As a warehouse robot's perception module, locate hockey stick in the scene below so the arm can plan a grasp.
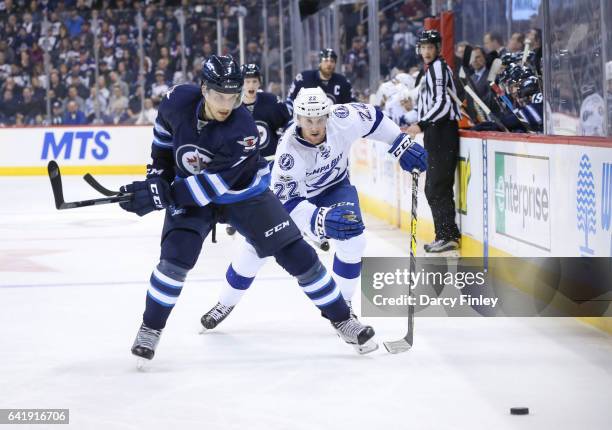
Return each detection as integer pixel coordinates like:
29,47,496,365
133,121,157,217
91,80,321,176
47,161,133,210
462,83,510,132
384,170,419,354
446,86,475,124
83,173,120,196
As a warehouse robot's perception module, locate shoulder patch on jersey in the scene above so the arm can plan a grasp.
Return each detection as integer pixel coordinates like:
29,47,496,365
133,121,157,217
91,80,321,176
333,105,349,118
278,153,295,170
237,135,258,151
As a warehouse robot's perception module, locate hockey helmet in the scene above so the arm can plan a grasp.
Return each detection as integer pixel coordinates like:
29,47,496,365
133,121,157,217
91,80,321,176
416,30,441,53
319,48,338,62
241,63,261,81
293,87,332,119
200,55,243,94
518,76,540,99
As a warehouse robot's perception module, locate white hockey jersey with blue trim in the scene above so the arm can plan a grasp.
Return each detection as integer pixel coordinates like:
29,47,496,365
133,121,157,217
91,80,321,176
271,102,402,237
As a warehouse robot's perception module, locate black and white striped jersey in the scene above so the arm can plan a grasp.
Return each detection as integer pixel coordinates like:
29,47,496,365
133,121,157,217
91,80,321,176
415,57,461,129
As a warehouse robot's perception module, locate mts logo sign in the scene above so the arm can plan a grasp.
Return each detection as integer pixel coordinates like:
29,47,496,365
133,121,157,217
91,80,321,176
41,131,110,160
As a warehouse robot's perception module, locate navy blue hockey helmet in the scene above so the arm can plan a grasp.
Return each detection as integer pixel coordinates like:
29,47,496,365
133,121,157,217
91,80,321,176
319,48,338,62
200,55,243,94
241,63,261,81
518,76,540,99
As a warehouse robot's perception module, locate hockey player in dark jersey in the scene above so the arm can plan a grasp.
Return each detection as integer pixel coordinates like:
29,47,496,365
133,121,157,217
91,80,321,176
242,64,291,159
286,48,356,115
118,55,378,365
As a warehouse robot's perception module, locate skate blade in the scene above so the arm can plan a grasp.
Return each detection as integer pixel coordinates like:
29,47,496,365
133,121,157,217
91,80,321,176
354,339,379,355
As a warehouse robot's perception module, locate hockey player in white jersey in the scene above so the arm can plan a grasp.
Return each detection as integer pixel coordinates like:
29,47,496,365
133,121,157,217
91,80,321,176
201,87,427,343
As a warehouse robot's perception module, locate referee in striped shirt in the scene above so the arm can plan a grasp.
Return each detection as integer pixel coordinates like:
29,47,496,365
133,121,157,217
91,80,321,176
406,30,461,253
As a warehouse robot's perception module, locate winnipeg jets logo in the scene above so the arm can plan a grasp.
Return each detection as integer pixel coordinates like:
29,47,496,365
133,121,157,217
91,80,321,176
237,135,258,152
175,144,213,175
255,120,270,149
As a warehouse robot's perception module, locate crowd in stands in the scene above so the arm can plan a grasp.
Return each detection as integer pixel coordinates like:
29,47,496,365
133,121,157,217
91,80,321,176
0,0,542,133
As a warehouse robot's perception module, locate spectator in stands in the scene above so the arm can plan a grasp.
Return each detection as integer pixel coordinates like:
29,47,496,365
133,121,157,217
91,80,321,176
393,17,417,51
0,88,17,124
0,51,11,80
401,0,427,21
30,76,45,102
108,83,128,123
64,10,84,38
108,71,129,97
344,36,369,94
137,97,157,125
85,86,108,123
483,31,505,68
150,69,169,106
50,100,64,125
245,40,262,67
63,100,87,125
96,75,110,104
49,70,67,100
126,85,144,123
64,85,85,112
17,86,42,123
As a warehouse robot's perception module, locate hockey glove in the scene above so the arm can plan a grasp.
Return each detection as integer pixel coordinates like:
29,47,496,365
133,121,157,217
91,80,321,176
311,207,365,241
388,133,428,172
119,177,173,217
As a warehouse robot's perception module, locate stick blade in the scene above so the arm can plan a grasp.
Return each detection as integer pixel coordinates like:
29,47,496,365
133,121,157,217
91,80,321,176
383,339,413,354
47,160,64,209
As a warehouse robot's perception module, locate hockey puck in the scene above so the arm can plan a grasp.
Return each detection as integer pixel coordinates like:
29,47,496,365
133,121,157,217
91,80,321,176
510,407,529,415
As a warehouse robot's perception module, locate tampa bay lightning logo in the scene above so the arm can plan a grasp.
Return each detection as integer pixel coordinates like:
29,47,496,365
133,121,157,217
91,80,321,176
333,106,349,118
576,154,596,255
175,144,213,175
255,120,270,149
278,153,295,171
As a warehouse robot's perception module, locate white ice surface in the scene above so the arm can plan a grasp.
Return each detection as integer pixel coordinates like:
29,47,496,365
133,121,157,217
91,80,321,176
1,176,611,430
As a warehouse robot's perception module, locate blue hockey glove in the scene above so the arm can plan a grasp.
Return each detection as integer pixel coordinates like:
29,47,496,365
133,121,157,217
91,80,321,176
311,206,365,240
119,177,173,217
388,133,428,172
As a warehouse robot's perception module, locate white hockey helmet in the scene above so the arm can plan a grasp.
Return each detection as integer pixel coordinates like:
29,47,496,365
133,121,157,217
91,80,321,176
293,87,332,119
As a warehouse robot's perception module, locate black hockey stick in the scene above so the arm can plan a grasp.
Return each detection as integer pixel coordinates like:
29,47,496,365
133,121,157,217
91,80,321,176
47,161,133,210
83,173,120,196
384,170,419,354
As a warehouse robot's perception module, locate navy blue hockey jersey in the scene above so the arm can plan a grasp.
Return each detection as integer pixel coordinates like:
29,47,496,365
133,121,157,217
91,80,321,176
244,91,291,158
286,70,356,114
150,84,270,206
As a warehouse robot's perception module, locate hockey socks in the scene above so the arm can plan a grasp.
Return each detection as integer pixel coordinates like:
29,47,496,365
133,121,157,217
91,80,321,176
219,264,255,307
297,261,349,322
332,254,362,301
143,260,188,330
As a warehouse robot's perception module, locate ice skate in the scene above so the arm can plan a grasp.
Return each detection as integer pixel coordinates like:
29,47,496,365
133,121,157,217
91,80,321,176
200,302,235,332
332,316,378,355
424,239,459,253
346,300,358,319
131,323,162,368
